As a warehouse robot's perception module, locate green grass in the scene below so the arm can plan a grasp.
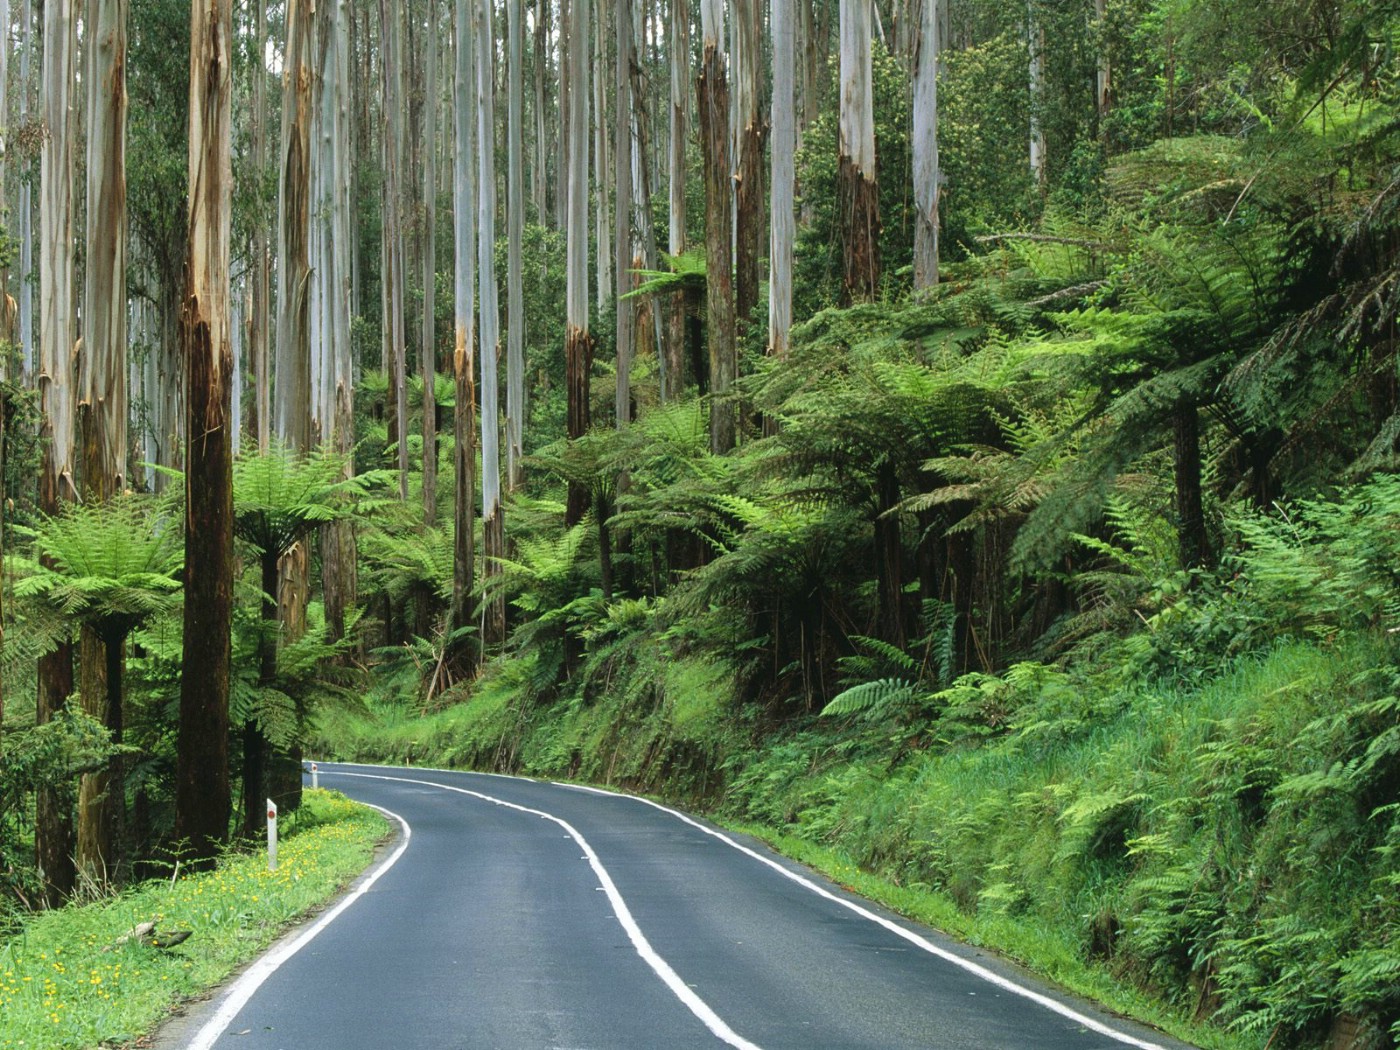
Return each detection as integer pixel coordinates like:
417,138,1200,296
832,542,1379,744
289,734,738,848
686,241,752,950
0,790,388,1050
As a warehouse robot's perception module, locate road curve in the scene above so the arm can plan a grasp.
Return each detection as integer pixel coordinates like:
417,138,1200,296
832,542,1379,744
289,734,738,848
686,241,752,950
176,763,1196,1050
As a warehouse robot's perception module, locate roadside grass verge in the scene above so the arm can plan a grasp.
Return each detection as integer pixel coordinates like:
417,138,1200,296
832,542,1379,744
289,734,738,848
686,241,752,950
0,789,387,1050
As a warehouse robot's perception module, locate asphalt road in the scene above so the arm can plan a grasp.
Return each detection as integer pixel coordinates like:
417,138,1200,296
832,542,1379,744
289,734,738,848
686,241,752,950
171,763,1198,1050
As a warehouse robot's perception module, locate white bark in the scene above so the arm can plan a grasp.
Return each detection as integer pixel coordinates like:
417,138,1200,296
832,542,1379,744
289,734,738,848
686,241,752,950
275,0,314,451
1028,1,1045,188
769,0,794,356
593,0,611,310
478,0,501,535
422,0,439,523
566,0,590,335
614,0,633,427
912,0,939,290
81,0,129,496
667,0,687,262
506,0,525,489
18,0,34,380
39,0,76,500
839,0,876,179
380,0,409,496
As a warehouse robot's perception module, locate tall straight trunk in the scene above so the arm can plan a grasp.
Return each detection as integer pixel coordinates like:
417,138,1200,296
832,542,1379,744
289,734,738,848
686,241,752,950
531,0,549,224
17,0,35,380
0,0,9,355
1095,0,1111,131
1173,402,1212,571
321,0,358,644
592,0,611,311
556,0,572,231
175,0,234,867
36,0,78,905
798,0,819,140
698,0,735,453
665,0,688,401
911,0,939,290
450,0,479,674
478,0,506,644
422,0,439,525
275,0,314,454
614,0,634,428
250,0,270,451
769,0,794,359
506,0,525,491
76,0,130,886
1028,1,1045,190
839,0,880,303
627,0,662,377
381,0,409,498
732,0,762,332
564,0,593,525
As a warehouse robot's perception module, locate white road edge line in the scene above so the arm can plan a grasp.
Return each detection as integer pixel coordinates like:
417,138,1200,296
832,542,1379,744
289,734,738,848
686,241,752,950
185,802,412,1050
332,770,763,1050
559,782,1173,1050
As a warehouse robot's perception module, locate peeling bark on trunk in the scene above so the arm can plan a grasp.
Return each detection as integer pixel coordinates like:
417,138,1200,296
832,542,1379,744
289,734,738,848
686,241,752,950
75,0,130,887
564,0,593,526
839,0,880,304
450,0,479,676
478,0,506,645
381,0,409,499
698,0,736,454
175,0,234,867
36,0,78,904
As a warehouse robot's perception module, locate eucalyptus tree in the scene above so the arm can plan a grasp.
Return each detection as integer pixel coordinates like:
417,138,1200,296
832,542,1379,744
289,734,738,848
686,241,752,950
36,0,78,904
478,0,506,643
769,0,795,359
450,0,478,674
698,0,736,452
0,0,9,346
422,0,439,526
507,0,525,491
380,0,409,499
275,0,314,457
665,0,688,400
77,0,131,883
593,0,612,311
249,0,270,451
732,0,762,330
532,0,549,223
175,0,235,867
912,0,940,290
839,0,880,302
564,0,594,524
614,0,634,429
17,0,34,380
1028,1,1046,188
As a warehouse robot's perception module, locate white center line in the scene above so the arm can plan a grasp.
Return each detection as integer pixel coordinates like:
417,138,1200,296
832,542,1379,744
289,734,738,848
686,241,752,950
335,770,763,1050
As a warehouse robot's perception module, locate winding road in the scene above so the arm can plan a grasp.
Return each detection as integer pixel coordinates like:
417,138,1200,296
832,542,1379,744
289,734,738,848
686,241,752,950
164,763,1196,1050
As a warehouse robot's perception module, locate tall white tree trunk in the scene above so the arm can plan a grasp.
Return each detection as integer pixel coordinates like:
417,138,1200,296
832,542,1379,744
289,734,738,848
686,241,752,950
769,0,795,358
250,0,271,451
912,0,939,290
422,0,439,525
506,0,525,490
275,0,314,454
592,0,611,310
1028,1,1045,189
380,0,409,498
614,0,633,428
664,0,688,401
451,0,479,671
838,0,880,303
17,0,35,380
564,0,592,524
478,0,505,643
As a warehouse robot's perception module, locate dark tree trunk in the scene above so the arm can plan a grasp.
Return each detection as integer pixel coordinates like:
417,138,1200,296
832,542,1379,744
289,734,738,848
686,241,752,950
698,45,736,453
35,639,75,904
839,155,880,304
1173,401,1213,571
734,121,765,334
874,462,906,648
565,325,595,526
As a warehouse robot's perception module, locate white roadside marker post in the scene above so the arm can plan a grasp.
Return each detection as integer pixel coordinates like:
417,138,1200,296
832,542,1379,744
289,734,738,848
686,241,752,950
267,800,278,871
311,762,319,790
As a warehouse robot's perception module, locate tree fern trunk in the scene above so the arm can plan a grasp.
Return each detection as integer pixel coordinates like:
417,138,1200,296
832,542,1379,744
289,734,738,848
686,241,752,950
1173,402,1213,571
